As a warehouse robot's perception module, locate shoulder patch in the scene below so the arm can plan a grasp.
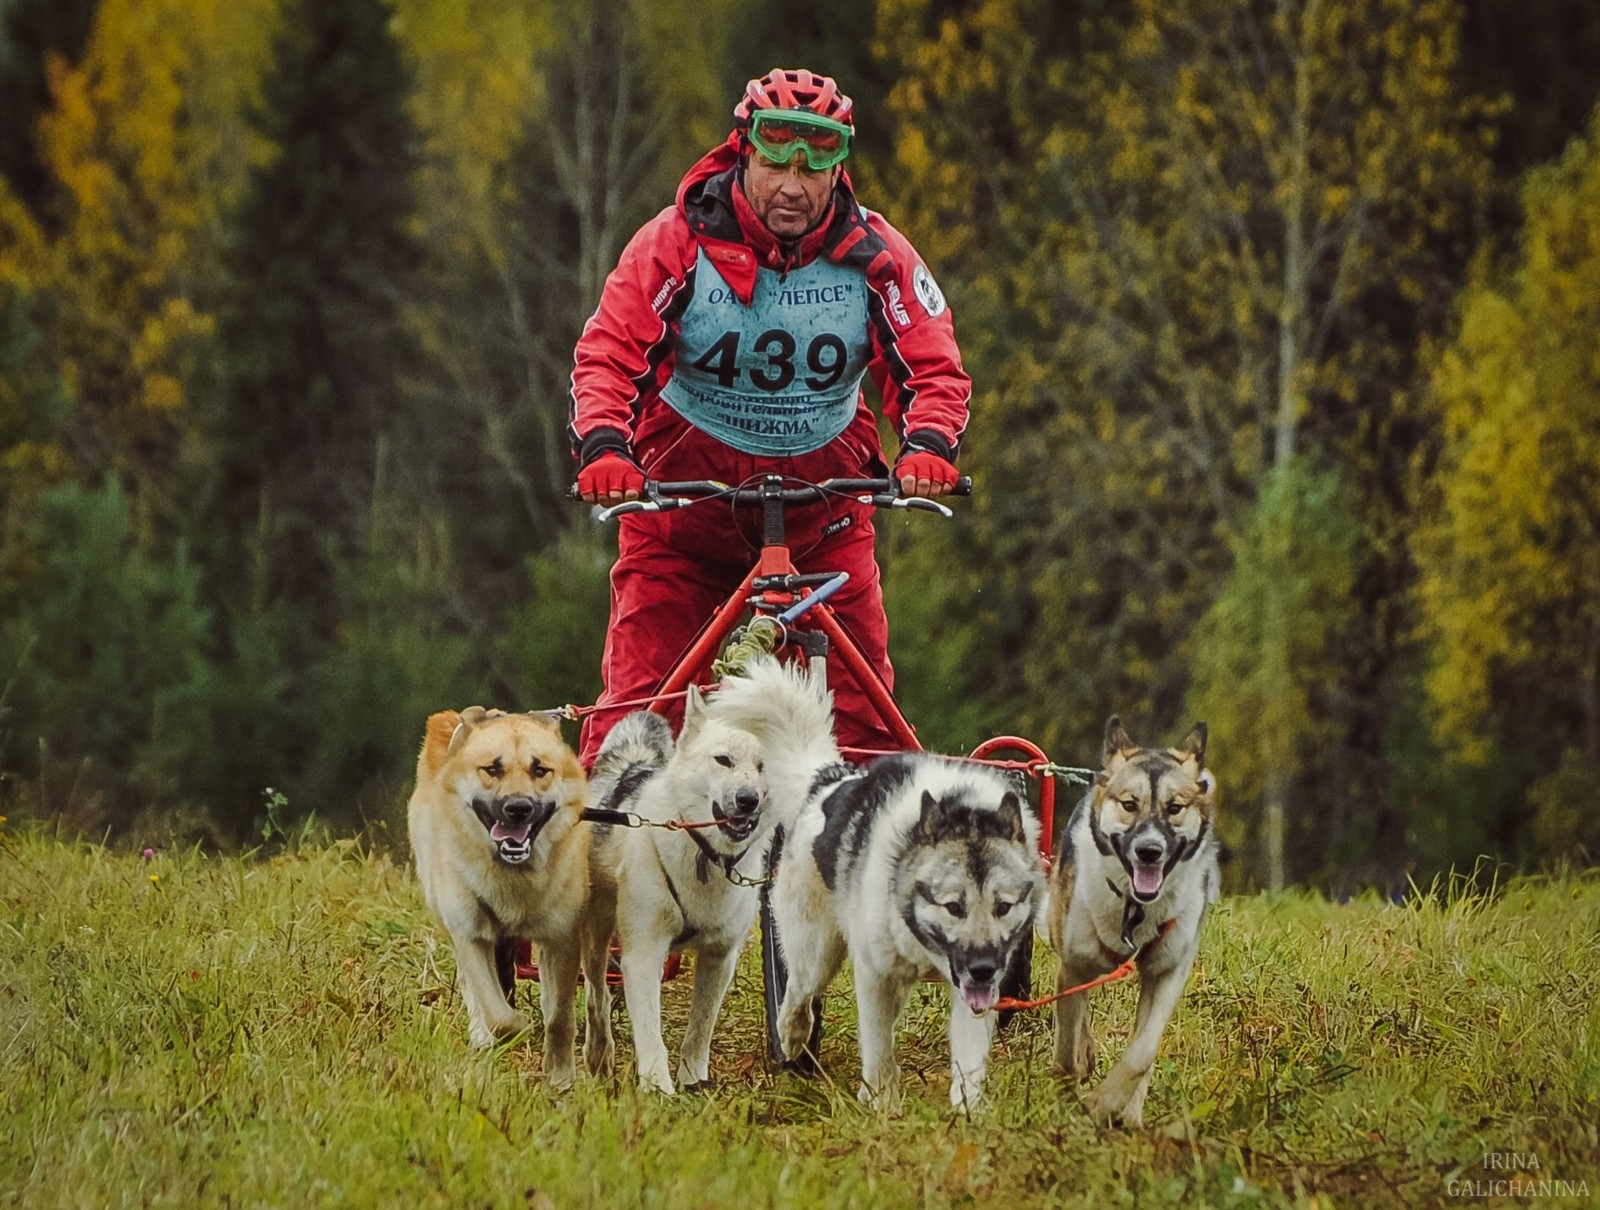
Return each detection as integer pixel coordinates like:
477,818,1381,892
911,263,946,318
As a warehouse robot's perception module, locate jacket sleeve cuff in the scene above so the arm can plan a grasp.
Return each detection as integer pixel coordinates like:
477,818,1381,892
576,427,633,468
898,428,956,463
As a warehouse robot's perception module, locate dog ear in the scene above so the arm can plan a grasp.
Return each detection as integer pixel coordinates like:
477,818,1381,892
422,710,462,774
679,684,706,742
522,710,562,735
994,790,1027,844
1174,721,1208,768
1103,715,1136,767
913,789,951,844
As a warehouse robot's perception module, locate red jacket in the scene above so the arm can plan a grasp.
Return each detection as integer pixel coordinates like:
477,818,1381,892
568,136,970,484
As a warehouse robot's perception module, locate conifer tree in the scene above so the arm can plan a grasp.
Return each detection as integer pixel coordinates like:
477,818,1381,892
199,0,422,624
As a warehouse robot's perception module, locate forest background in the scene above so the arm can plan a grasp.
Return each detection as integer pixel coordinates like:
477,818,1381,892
1,0,1597,893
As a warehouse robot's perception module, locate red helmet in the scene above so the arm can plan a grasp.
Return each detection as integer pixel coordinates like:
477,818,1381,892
734,68,854,130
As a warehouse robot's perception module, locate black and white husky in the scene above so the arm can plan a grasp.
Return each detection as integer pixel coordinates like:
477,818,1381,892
705,657,1044,1112
584,688,772,1095
1046,716,1219,1127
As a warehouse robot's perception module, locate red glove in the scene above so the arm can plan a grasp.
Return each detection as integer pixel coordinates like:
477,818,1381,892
893,449,960,497
577,451,645,503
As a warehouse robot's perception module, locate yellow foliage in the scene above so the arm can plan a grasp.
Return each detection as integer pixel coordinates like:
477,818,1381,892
31,0,276,476
1415,116,1600,757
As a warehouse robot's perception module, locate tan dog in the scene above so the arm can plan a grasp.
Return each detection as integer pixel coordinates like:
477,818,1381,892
407,707,612,1088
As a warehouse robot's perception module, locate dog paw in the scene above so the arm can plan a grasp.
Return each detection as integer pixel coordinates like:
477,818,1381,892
470,1011,531,1048
1086,1081,1144,1129
948,1082,988,1114
638,1070,677,1096
858,1079,903,1115
585,1041,616,1078
545,1063,578,1093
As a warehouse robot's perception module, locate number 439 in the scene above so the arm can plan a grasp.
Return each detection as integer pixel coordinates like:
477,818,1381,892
691,329,849,392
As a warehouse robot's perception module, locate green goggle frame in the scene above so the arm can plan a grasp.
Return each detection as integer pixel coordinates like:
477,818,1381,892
747,109,852,171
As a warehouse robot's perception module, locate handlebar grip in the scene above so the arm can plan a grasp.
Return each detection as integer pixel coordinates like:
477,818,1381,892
952,475,973,497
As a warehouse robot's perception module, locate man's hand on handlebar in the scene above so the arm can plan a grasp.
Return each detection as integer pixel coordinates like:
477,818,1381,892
576,450,645,505
893,449,961,499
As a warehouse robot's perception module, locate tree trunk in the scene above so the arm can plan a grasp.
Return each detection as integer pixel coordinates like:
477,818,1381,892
1263,764,1289,890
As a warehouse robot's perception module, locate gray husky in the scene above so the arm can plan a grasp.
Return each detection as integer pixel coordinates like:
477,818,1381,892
1047,716,1218,1127
584,688,772,1095
705,657,1044,1112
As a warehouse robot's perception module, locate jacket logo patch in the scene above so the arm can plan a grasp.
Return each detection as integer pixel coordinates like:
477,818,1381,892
651,275,679,313
821,515,854,539
885,281,911,327
912,264,946,317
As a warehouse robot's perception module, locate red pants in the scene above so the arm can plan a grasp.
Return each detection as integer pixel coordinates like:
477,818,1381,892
578,497,898,766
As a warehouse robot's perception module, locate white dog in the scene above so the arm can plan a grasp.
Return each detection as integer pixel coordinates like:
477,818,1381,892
706,657,1043,1112
584,689,773,1094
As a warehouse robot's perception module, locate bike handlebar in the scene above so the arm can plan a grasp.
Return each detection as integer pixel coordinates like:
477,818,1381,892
571,474,971,523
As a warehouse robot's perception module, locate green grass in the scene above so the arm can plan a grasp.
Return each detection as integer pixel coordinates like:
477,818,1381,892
3,826,1598,1209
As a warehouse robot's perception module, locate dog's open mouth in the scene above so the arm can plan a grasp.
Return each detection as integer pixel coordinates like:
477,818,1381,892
1130,860,1165,902
490,821,534,864
957,979,999,1015
471,798,554,865
712,802,760,842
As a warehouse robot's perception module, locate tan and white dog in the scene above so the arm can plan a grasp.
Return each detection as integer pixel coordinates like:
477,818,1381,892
407,707,612,1088
1047,716,1218,1126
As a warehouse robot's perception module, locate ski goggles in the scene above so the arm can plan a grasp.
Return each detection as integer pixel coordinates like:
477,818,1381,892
746,109,852,171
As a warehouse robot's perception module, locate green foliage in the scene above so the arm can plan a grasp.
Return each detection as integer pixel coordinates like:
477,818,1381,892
0,0,1596,884
197,0,423,622
874,0,1500,881
1187,461,1363,869
496,531,612,715
880,515,1001,755
0,280,73,563
1529,748,1600,867
0,480,210,827
4,833,1599,1205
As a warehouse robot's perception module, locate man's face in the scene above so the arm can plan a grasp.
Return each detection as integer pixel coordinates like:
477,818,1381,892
743,153,838,239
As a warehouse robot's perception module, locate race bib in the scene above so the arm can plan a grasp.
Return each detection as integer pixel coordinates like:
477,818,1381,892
661,249,871,456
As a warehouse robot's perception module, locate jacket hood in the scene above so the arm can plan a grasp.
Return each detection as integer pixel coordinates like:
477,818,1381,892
674,133,887,305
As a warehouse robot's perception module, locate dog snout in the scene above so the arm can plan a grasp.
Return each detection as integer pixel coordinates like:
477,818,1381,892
500,795,536,824
732,787,762,817
1134,839,1165,864
964,960,998,985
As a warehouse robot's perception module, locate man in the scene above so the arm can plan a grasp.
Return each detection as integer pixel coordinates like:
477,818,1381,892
569,67,969,765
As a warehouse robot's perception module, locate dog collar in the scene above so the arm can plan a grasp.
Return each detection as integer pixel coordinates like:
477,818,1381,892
684,822,755,885
1105,877,1148,951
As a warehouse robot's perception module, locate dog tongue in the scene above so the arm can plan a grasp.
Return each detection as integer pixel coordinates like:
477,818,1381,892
491,821,533,845
1132,863,1164,898
961,983,998,1014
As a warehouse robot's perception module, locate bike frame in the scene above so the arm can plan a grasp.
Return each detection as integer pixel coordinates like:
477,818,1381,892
518,475,1061,1016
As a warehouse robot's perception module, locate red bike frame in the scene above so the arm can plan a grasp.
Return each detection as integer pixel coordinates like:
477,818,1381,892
516,476,1062,990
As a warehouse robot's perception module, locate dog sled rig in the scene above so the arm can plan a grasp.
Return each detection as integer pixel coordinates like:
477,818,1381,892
517,474,1100,1057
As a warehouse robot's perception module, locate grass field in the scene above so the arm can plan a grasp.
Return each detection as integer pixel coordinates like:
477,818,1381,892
3,825,1598,1208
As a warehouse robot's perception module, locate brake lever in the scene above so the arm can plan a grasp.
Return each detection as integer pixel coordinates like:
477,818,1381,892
860,493,954,517
595,497,689,523
895,496,954,517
